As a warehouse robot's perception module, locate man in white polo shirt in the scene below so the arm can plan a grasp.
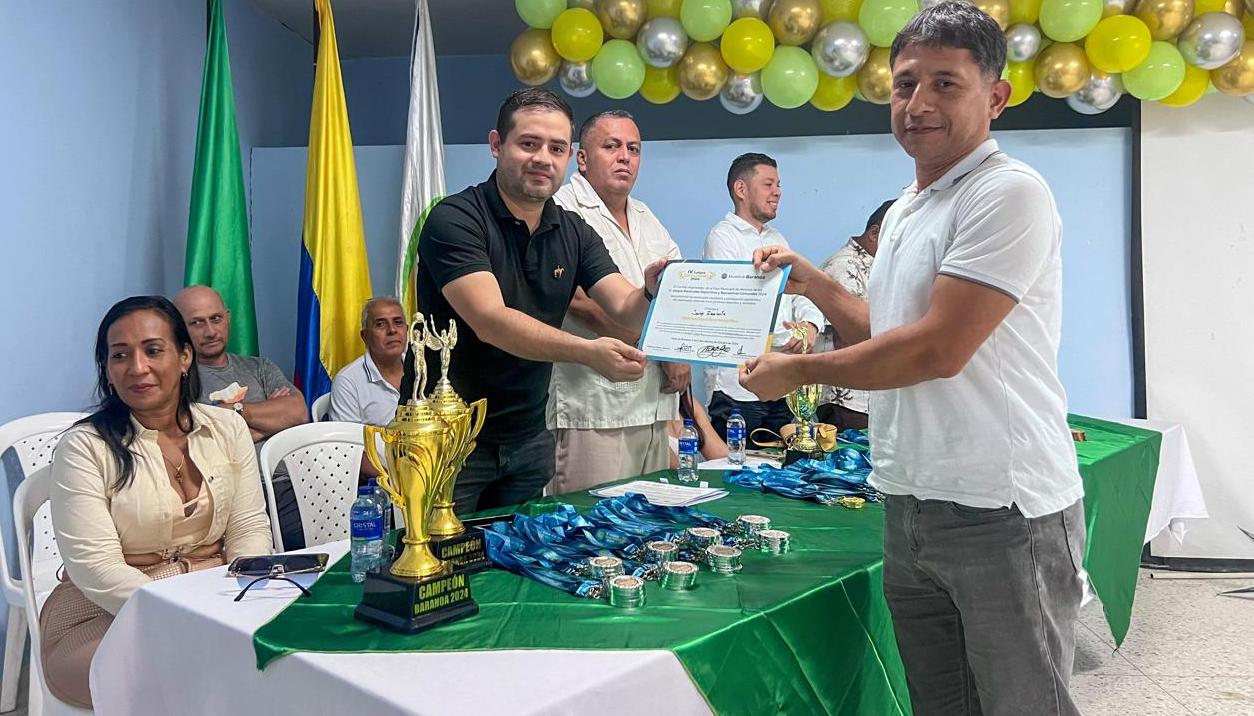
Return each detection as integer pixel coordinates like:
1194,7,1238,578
329,297,406,476
739,3,1085,713
547,110,686,492
702,152,824,445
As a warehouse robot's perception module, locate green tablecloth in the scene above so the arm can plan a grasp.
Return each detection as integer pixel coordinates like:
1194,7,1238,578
1069,415,1162,647
254,471,912,716
252,414,1160,712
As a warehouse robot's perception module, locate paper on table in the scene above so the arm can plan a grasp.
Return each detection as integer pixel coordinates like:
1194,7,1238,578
590,480,728,507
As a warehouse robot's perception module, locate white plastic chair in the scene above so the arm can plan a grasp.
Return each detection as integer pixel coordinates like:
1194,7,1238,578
13,466,92,715
310,392,331,423
0,412,85,713
258,422,364,552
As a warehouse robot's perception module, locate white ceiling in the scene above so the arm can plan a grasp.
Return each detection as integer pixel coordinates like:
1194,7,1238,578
250,0,524,58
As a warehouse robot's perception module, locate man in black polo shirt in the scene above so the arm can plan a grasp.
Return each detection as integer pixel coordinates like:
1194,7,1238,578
400,88,665,513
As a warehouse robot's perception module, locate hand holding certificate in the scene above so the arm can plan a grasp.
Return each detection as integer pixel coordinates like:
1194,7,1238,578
638,260,791,367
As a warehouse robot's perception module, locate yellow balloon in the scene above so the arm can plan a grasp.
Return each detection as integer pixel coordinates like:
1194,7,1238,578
552,8,605,62
722,18,777,72
646,0,683,17
1005,60,1037,105
976,0,1012,29
1134,0,1194,41
640,64,682,102
822,0,864,21
856,47,893,104
596,0,647,39
769,0,824,45
1194,0,1241,14
510,29,562,85
1085,15,1152,73
1159,64,1210,104
1034,42,1090,97
811,73,858,109
1009,0,1043,24
678,42,731,100
1212,39,1254,94
1245,12,1254,39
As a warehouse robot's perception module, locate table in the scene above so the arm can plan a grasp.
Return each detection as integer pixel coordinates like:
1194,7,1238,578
91,473,910,716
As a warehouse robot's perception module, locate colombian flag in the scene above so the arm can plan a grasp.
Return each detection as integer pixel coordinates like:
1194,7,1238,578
294,0,373,407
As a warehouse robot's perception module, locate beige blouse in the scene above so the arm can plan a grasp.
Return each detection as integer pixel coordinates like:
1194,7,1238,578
50,403,274,614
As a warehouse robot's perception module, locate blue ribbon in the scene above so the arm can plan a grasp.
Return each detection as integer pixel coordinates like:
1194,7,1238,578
726,447,881,505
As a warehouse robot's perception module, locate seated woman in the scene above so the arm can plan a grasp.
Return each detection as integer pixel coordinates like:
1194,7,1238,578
42,296,273,708
668,388,729,468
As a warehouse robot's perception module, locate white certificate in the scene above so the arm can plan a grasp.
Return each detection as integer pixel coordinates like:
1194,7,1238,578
639,259,791,367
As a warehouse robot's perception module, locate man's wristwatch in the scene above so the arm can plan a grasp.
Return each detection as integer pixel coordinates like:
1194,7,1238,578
233,402,245,415
643,284,655,302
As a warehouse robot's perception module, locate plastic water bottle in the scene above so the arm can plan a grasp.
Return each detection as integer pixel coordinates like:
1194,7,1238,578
350,486,384,583
726,409,746,466
367,479,393,535
678,418,699,483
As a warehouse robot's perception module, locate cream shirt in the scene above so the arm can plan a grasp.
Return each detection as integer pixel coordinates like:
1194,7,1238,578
702,212,826,403
867,140,1083,518
547,172,682,430
50,403,273,614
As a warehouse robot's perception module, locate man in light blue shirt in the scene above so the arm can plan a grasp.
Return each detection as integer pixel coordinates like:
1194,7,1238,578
329,298,406,478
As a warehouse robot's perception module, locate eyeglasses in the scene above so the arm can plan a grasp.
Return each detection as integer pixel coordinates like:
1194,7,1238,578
233,563,317,602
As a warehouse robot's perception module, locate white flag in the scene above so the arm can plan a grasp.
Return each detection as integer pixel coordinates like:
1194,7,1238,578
395,0,445,316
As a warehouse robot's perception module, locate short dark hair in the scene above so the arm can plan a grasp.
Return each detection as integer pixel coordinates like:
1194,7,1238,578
577,109,635,147
495,87,575,140
865,200,896,233
726,152,777,202
890,1,1006,80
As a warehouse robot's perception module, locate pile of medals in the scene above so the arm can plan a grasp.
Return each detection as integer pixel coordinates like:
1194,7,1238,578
483,493,791,609
726,430,881,508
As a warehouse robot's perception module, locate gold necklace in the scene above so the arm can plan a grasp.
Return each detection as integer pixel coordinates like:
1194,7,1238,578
160,449,186,483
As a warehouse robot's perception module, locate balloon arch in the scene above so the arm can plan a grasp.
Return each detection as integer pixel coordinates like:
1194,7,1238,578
510,0,1254,114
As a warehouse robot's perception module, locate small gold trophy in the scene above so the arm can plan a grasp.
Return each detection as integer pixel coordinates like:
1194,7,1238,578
355,315,479,634
423,318,491,573
783,326,825,466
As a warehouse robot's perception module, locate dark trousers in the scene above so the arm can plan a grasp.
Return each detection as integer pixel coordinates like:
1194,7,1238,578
816,403,869,431
707,391,794,448
883,495,1086,716
453,429,556,514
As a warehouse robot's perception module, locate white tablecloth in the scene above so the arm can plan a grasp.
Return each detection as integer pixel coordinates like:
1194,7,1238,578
88,541,713,716
1103,418,1208,544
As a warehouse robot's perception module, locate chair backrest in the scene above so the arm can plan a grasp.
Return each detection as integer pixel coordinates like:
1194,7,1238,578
311,392,332,423
0,412,85,604
258,422,364,551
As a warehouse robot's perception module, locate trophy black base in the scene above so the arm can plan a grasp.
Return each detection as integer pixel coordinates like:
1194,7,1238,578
429,528,492,574
783,447,827,467
355,566,478,635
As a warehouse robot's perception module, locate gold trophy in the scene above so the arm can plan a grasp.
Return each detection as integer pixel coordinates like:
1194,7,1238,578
783,325,825,466
355,315,479,634
423,318,491,573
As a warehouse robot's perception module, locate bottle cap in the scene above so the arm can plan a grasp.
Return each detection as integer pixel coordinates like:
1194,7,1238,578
357,486,373,496
683,418,695,427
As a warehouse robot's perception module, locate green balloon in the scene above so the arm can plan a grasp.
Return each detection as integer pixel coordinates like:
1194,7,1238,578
761,46,820,109
592,40,647,99
1038,0,1102,42
1123,41,1186,101
858,0,921,48
515,0,566,29
680,0,733,42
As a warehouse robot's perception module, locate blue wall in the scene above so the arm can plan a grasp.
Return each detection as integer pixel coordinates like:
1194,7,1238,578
250,127,1133,419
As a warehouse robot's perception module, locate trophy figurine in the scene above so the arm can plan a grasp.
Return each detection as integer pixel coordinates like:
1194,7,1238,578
782,326,825,466
423,318,491,573
355,315,479,634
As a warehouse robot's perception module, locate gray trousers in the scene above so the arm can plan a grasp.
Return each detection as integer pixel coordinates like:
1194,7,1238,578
883,495,1086,716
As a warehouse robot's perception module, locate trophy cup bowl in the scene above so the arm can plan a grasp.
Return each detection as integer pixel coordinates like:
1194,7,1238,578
783,383,823,465
363,405,452,579
427,396,487,538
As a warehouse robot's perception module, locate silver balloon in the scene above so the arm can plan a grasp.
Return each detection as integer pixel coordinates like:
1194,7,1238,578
732,0,774,18
568,0,596,9
919,0,947,8
719,72,765,114
1005,23,1043,63
811,22,870,78
1067,71,1123,114
1102,0,1136,15
1177,13,1245,70
636,16,688,69
559,61,597,98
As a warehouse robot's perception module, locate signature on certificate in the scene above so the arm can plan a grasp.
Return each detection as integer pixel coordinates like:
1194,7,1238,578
696,343,748,359
676,342,694,352
690,307,728,317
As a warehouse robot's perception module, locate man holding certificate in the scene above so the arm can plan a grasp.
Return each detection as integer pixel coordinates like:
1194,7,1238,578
738,4,1086,713
701,153,824,445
